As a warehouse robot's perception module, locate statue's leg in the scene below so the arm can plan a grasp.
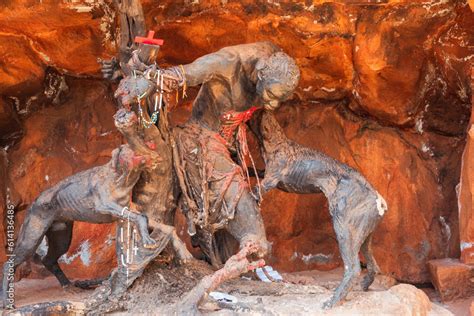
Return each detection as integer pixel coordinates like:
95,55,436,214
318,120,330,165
359,194,383,291
213,230,239,266
225,187,270,259
192,228,224,267
360,233,377,291
174,123,268,265
42,222,108,291
97,201,157,249
2,209,54,307
323,185,379,309
322,214,361,309
41,222,75,290
210,129,270,259
150,221,193,262
190,131,270,261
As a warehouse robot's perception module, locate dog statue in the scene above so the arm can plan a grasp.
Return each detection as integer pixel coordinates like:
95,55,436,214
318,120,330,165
257,111,388,309
1,144,158,306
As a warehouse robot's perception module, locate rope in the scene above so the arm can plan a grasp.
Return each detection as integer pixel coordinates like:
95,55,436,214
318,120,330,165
219,106,262,200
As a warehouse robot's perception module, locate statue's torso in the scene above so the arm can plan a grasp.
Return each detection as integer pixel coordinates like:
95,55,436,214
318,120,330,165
190,42,280,132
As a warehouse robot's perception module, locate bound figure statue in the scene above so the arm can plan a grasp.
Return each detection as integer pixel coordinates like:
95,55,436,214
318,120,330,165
114,41,301,267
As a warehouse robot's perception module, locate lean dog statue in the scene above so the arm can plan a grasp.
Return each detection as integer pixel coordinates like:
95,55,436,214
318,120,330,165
1,143,158,307
257,111,388,309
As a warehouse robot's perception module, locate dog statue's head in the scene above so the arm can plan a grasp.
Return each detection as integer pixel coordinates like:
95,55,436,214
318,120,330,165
114,75,154,109
114,108,138,131
111,144,151,174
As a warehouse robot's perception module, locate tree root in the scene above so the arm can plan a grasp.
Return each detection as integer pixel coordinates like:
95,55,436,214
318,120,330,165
3,301,86,316
175,242,265,315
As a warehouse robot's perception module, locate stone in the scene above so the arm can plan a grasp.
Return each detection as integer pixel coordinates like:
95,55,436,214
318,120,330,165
0,98,22,147
0,1,115,96
427,4,473,137
352,2,471,133
428,258,474,302
147,1,354,102
458,68,474,265
0,33,45,96
388,284,432,316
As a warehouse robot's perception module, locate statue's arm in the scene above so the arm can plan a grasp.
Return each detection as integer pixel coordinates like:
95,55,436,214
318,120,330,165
99,0,146,81
162,42,279,91
180,48,237,86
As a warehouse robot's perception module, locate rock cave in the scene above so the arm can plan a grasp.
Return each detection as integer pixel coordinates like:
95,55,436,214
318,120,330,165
0,0,473,315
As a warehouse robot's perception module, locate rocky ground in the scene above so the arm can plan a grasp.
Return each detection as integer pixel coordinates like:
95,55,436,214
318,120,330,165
5,259,470,315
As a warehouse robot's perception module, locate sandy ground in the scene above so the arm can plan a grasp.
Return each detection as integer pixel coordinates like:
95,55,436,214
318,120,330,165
3,262,472,315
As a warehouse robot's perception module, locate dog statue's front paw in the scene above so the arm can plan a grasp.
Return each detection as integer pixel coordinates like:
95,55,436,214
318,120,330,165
321,298,336,310
252,187,263,204
143,236,159,249
63,283,84,294
178,249,194,262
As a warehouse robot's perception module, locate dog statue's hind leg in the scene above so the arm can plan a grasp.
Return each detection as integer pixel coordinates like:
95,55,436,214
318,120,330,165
41,222,78,292
1,204,55,307
322,214,362,309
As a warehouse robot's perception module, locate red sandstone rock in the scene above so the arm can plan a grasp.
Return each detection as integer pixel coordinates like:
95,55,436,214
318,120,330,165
146,1,354,102
388,284,432,316
0,2,115,95
458,69,474,265
352,2,471,132
459,134,474,265
0,33,45,96
428,258,474,302
0,98,22,146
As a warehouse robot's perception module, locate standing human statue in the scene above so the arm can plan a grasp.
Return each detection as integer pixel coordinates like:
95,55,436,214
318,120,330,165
90,2,192,308
157,42,301,265
112,42,301,265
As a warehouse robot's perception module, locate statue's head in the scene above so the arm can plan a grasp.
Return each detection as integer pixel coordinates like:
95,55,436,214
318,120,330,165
114,74,154,109
111,143,162,174
111,145,147,173
256,52,300,111
114,108,138,130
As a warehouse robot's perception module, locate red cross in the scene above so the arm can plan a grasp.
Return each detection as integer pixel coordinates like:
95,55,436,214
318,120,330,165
134,31,164,46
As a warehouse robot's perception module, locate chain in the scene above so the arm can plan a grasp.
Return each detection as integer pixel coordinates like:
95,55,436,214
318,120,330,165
137,69,164,129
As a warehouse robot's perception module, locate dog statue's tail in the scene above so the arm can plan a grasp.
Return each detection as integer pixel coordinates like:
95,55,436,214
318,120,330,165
376,192,388,217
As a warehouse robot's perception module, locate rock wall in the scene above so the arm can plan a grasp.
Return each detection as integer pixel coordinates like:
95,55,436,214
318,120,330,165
458,68,474,264
0,0,472,284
